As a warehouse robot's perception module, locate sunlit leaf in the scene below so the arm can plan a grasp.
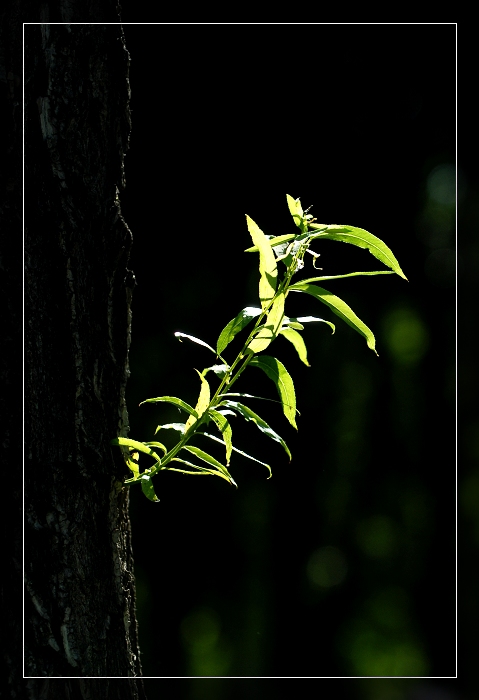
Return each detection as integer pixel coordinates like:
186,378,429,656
208,409,233,465
247,292,285,354
200,431,272,478
139,396,198,417
296,271,395,284
279,328,310,367
246,215,278,309
217,399,291,460
216,306,262,355
140,475,159,502
248,355,297,429
289,283,378,355
125,449,140,477
294,316,336,331
174,332,217,354
283,315,336,334
286,194,304,229
155,422,186,434
144,441,167,455
244,233,296,253
182,445,236,486
202,364,230,378
170,457,236,486
185,370,211,431
111,437,162,464
219,392,286,406
283,319,304,330
308,223,408,280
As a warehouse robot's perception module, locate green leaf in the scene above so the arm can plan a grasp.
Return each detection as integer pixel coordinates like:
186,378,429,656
144,441,168,455
174,332,218,355
283,320,304,330
202,364,230,378
279,328,310,367
216,306,262,355
200,432,272,479
185,370,211,431
218,392,288,407
217,399,291,460
308,224,408,280
284,315,336,334
247,292,285,354
124,450,140,477
111,437,162,464
139,396,198,417
140,475,160,502
246,215,278,309
170,457,237,486
248,355,297,429
208,409,233,466
286,194,304,229
295,271,396,284
289,283,378,355
155,422,186,434
182,445,236,486
245,233,296,253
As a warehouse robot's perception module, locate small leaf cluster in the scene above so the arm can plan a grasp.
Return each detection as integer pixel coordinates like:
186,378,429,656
112,195,407,501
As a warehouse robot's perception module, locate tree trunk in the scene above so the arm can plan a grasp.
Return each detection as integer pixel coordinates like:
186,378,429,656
18,20,145,693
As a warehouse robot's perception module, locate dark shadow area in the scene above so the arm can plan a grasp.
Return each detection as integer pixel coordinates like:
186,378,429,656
117,23,457,688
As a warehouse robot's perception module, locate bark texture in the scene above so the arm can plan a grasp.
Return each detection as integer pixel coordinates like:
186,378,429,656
18,20,145,693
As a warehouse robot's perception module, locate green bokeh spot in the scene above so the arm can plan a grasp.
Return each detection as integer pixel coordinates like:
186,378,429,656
383,308,429,366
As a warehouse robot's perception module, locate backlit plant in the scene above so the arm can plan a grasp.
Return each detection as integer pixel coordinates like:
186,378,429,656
112,195,407,501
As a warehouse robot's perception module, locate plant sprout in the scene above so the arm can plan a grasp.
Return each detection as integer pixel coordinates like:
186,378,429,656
112,195,407,501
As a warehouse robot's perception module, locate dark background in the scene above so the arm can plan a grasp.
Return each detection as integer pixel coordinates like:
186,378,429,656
116,23,458,691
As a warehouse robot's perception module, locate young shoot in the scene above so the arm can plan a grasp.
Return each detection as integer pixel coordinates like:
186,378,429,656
112,195,407,502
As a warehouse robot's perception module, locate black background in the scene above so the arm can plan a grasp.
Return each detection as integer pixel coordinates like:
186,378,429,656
116,23,457,691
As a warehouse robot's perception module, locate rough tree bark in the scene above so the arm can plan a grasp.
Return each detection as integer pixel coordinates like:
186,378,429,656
5,15,148,695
